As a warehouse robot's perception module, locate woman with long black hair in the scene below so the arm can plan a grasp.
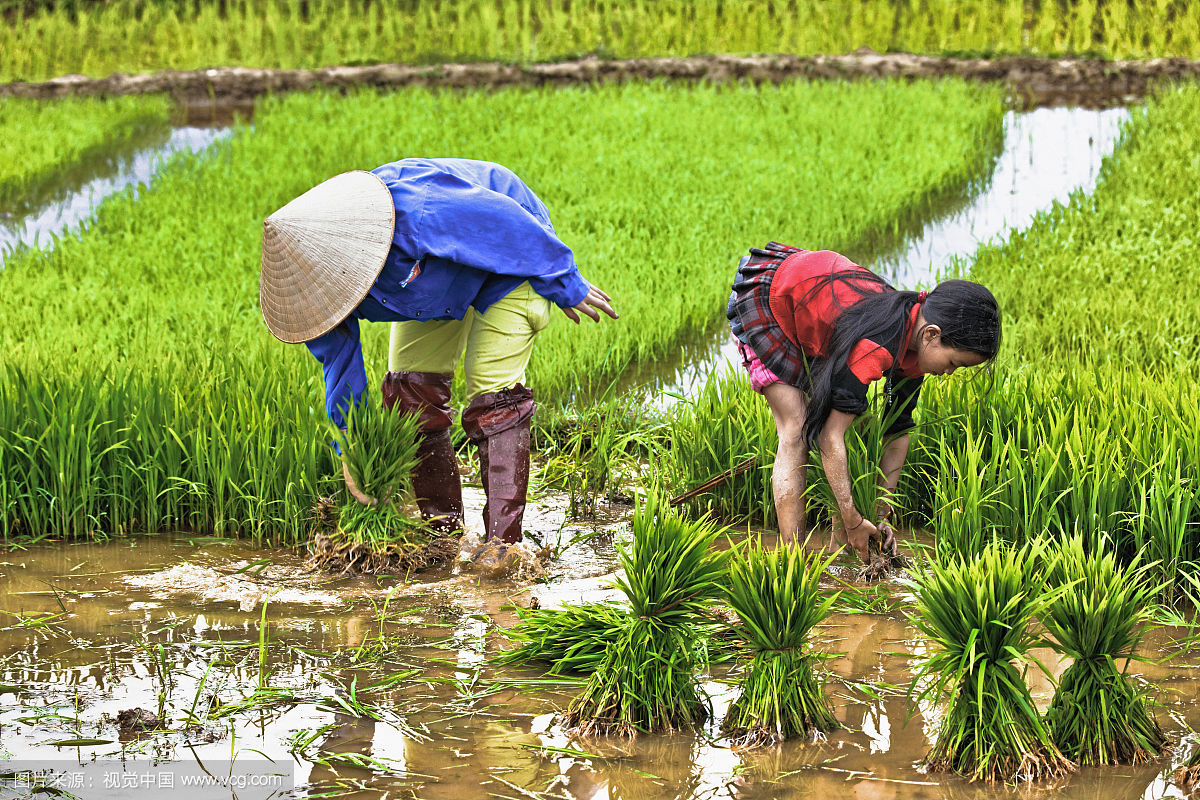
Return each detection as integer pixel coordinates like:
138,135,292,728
727,242,1001,561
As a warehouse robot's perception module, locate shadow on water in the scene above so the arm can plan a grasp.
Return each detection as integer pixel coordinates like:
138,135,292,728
643,105,1131,404
0,521,1197,799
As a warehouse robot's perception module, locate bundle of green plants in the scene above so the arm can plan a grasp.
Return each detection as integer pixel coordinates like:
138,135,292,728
562,494,727,736
907,539,1074,782
311,404,450,574
720,539,839,748
1042,534,1166,765
494,601,629,675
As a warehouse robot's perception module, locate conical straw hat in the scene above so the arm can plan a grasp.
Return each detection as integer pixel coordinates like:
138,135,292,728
260,170,395,343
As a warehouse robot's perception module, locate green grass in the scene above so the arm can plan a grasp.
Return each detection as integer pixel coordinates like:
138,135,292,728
0,95,172,213
4,0,1200,83
0,79,1003,542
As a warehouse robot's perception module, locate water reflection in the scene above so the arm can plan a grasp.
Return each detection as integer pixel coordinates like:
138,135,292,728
0,126,230,265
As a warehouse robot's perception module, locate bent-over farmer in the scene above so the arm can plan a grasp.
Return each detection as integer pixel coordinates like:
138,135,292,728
259,158,617,552
726,242,1000,561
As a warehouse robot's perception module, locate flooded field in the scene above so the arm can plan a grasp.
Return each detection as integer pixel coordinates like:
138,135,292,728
657,105,1129,400
0,125,229,266
1,487,1197,799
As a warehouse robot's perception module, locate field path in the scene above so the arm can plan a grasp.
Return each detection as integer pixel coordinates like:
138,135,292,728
4,52,1200,111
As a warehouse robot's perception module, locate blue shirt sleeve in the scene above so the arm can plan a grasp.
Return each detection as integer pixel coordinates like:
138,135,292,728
305,317,367,428
385,166,590,309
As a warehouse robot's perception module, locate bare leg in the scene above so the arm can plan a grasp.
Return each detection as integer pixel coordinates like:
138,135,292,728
762,383,809,547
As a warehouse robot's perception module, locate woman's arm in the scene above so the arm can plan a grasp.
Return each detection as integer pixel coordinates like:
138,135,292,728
818,409,878,562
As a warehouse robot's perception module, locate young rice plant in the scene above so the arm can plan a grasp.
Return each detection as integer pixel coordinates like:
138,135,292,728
563,494,727,736
907,539,1074,782
1042,534,1166,765
721,539,839,747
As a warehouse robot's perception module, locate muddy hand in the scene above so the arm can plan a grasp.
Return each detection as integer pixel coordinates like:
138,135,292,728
877,519,899,556
342,462,378,507
562,284,618,323
843,515,879,563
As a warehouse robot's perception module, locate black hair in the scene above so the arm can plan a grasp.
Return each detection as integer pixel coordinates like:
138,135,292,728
801,274,1001,451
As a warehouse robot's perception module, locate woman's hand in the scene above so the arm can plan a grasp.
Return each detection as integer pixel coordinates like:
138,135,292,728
342,462,378,507
876,518,899,556
562,284,619,323
840,512,879,563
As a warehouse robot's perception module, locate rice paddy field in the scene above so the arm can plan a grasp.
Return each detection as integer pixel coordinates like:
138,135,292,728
5,0,1200,82
3,9,1200,797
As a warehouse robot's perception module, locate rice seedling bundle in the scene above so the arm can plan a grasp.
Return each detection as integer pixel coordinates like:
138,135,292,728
721,540,839,747
908,540,1074,782
6,0,1200,83
494,601,629,675
1042,534,1166,765
562,494,727,736
311,405,449,574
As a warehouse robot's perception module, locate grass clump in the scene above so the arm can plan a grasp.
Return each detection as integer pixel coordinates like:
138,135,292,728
562,494,727,737
908,540,1075,783
311,405,454,574
721,540,839,748
1042,534,1166,765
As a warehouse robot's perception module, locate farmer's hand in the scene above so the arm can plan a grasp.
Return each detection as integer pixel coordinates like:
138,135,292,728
342,462,378,507
876,518,899,557
841,513,879,563
562,285,618,324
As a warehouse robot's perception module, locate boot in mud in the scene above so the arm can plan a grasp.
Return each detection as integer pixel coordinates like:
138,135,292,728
381,370,464,533
461,384,535,546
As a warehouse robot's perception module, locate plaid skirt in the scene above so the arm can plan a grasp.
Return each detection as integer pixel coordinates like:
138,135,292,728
726,242,811,389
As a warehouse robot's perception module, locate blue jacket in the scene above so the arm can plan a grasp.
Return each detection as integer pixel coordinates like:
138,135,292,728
305,158,590,427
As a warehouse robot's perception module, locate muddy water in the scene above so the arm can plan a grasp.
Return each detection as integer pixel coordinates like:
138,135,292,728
656,105,1131,401
2,501,1197,799
0,126,230,267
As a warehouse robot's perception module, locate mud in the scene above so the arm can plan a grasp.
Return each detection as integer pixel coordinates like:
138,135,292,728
3,52,1198,113
1,521,1198,799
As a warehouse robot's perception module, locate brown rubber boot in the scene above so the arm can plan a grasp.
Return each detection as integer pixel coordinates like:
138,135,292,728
381,371,463,533
461,385,536,545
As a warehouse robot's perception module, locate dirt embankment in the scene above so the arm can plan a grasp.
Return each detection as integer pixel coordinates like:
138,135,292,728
4,52,1200,118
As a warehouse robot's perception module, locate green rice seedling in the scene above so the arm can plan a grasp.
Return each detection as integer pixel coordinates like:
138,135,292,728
907,539,1075,782
562,494,727,736
494,601,629,675
537,391,666,518
721,539,839,747
327,404,421,505
313,404,448,573
1042,534,1166,765
665,369,777,526
923,426,1008,558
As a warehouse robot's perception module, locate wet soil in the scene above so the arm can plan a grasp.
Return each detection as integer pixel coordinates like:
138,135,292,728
3,52,1199,114
1,497,1197,799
